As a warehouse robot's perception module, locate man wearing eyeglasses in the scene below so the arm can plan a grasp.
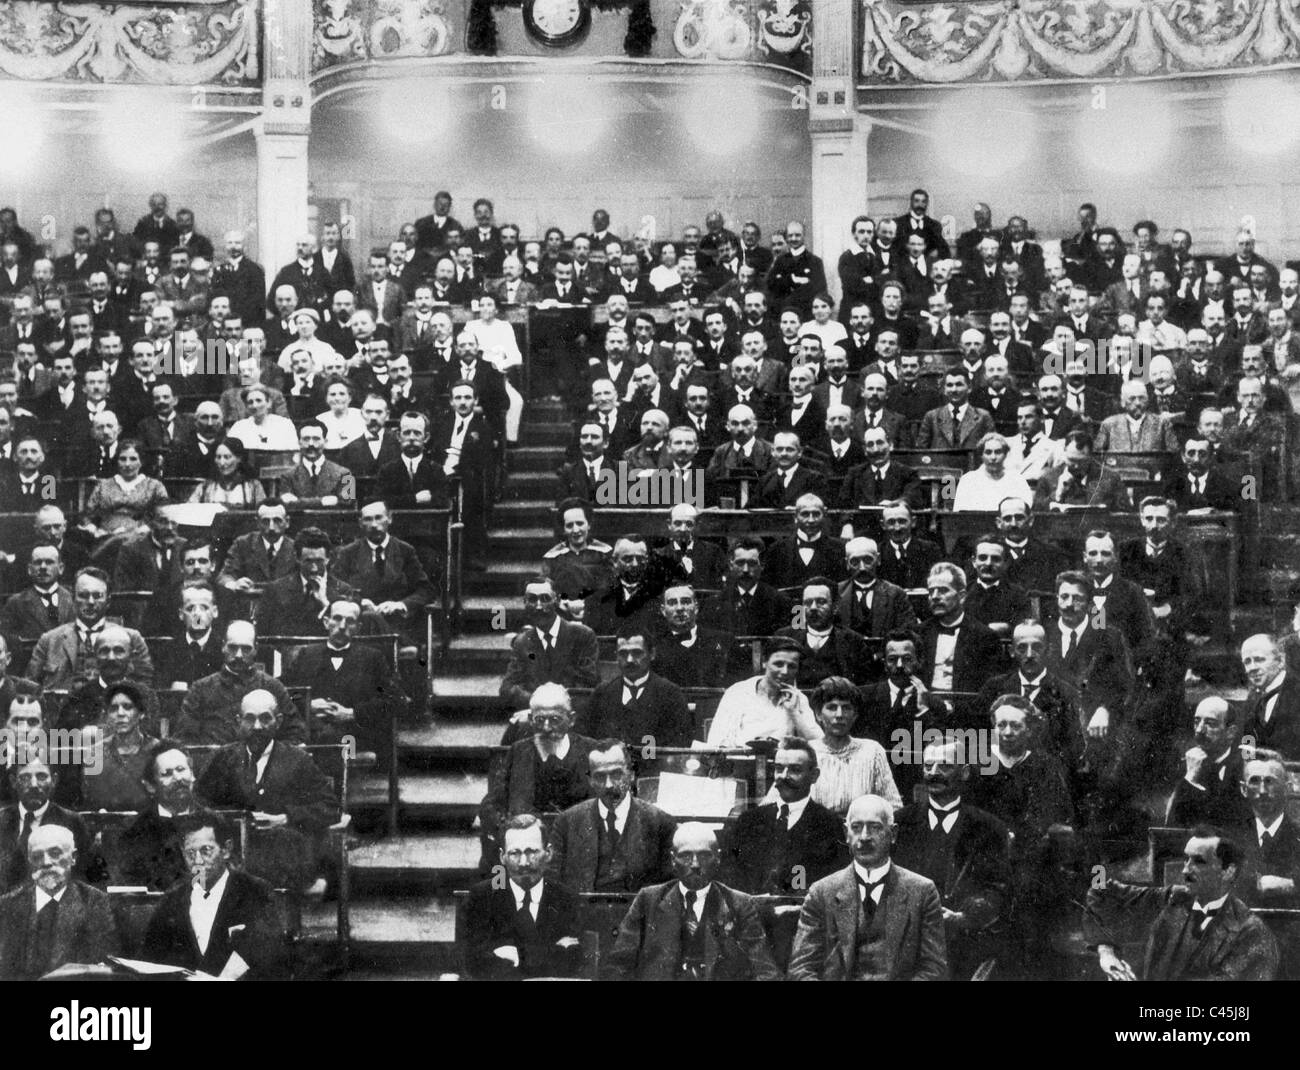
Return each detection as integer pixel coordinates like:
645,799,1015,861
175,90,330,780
459,812,584,980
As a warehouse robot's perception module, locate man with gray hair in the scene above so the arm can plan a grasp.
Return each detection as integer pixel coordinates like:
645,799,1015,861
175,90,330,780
606,820,780,980
1166,696,1250,829
837,536,917,636
1241,633,1300,758
789,794,948,980
0,824,117,979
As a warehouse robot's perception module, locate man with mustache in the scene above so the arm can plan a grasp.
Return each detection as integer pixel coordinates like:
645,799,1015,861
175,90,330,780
1165,696,1251,830
118,741,206,890
0,824,116,979
500,577,599,711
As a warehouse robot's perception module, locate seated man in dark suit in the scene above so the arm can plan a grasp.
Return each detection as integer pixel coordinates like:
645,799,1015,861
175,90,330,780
994,495,1068,594
117,742,206,891
765,494,847,590
788,793,949,980
1161,435,1241,513
574,629,694,748
754,431,826,510
337,393,400,478
174,621,305,745
376,409,450,510
1081,530,1155,659
583,535,666,639
653,584,732,689
838,425,925,520
1118,496,1202,637
0,824,117,980
195,689,337,888
1241,754,1300,914
605,821,781,981
278,421,352,510
877,500,943,591
699,537,793,680
110,502,186,595
1240,634,1300,760
919,561,1010,717
480,684,596,868
460,813,584,980
0,754,100,891
1166,696,1251,830
284,599,407,769
1,544,75,642
1033,430,1130,512
546,738,677,893
255,527,360,639
499,577,599,710
1085,826,1278,980
776,577,873,686
837,536,918,639
141,810,289,978
57,625,160,733
215,499,297,596
893,740,1013,980
331,498,435,645
724,737,847,895
963,534,1032,634
652,503,725,591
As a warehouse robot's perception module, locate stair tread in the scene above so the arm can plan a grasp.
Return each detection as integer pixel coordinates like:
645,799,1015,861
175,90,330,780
352,771,487,805
400,722,501,749
351,833,480,871
346,899,459,944
431,674,506,698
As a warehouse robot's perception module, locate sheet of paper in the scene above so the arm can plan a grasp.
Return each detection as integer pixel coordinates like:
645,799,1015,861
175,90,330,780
107,956,190,975
654,772,737,817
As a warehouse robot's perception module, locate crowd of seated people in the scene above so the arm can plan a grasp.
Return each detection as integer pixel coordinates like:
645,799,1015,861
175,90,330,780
0,187,1298,980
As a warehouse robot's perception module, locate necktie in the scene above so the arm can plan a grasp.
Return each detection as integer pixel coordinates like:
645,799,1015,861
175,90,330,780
455,419,466,438
1260,830,1274,852
373,546,385,573
604,809,620,854
776,804,790,833
517,886,536,934
625,683,644,705
30,897,59,978
682,889,699,939
951,405,961,424
891,688,909,717
1194,905,1219,932
587,463,598,485
858,877,882,919
1065,629,1079,661
19,811,34,855
1022,679,1039,703
159,547,171,573
929,806,956,833
44,595,58,625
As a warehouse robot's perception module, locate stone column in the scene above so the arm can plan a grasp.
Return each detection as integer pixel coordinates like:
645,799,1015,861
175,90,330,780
808,0,870,303
256,0,313,270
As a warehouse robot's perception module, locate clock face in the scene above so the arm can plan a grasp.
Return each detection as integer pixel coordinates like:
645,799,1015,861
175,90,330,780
525,0,591,47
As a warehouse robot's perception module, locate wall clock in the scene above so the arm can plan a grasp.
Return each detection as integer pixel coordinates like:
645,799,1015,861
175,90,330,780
524,0,591,47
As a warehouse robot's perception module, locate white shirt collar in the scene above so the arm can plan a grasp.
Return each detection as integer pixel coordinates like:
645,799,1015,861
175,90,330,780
778,794,811,826
852,860,891,886
35,884,68,910
598,793,632,828
534,734,571,761
510,878,544,911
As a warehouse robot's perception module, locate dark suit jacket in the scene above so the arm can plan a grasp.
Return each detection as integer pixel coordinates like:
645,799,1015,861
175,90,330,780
699,583,792,640
153,633,225,689
313,248,355,294
605,880,781,980
724,799,849,894
330,536,434,616
753,466,827,510
775,625,875,686
0,804,100,893
547,798,677,893
285,642,405,749
376,454,451,510
500,621,600,709
0,879,117,979
919,615,1009,693
279,459,352,508
480,736,597,838
1161,468,1241,513
1,586,74,641
765,535,847,590
1084,883,1277,980
459,878,584,980
963,580,1032,629
255,573,361,638
1032,462,1130,511
1041,622,1132,719
877,537,943,591
111,533,188,593
575,673,694,748
893,803,1012,925
789,863,948,980
217,533,297,589
836,578,918,637
1243,674,1300,760
975,670,1084,764
838,461,925,511
651,627,732,690
1166,750,1251,829
141,868,288,978
196,740,337,832
337,431,402,479
652,538,725,591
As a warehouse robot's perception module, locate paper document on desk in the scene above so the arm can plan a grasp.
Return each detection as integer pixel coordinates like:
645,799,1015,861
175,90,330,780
655,773,737,817
107,956,192,976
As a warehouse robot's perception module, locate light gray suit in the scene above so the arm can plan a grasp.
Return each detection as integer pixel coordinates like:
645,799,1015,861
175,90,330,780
27,622,154,690
788,863,948,980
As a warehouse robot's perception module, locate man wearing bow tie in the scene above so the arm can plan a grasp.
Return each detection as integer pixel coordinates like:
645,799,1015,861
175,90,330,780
338,394,400,479
894,188,950,260
1164,697,1250,830
894,740,1013,979
0,545,75,643
1241,634,1300,759
575,630,692,748
776,578,873,686
919,562,1008,713
766,494,846,590
789,793,948,980
1118,496,1201,633
1086,827,1278,980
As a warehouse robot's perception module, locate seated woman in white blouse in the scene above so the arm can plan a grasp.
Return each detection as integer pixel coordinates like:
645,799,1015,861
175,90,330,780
458,293,524,444
706,637,822,748
189,438,266,508
226,383,299,453
800,292,848,355
649,242,681,297
807,676,901,816
316,376,366,451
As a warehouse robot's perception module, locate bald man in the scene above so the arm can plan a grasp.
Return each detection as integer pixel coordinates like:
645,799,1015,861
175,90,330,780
789,794,948,980
1238,634,1300,759
0,825,117,979
605,822,779,981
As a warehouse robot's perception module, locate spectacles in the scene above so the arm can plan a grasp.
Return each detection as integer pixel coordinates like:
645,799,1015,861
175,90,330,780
183,845,222,861
504,848,545,861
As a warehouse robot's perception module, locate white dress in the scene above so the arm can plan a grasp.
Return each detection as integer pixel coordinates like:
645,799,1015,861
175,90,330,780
809,737,903,815
227,413,300,452
706,677,823,747
316,407,367,450
952,468,1033,513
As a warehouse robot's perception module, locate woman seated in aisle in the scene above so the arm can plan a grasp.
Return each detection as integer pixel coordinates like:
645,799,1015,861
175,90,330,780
83,438,170,538
806,675,901,816
316,376,366,451
188,437,266,508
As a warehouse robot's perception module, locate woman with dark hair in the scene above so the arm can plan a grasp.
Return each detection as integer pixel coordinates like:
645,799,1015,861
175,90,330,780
189,437,265,507
83,438,170,537
316,376,365,450
707,637,821,747
808,676,902,815
81,681,160,811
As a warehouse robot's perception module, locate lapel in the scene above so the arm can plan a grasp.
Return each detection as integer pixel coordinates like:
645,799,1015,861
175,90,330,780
655,884,685,965
576,801,600,887
879,866,910,974
52,883,83,968
832,868,860,973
